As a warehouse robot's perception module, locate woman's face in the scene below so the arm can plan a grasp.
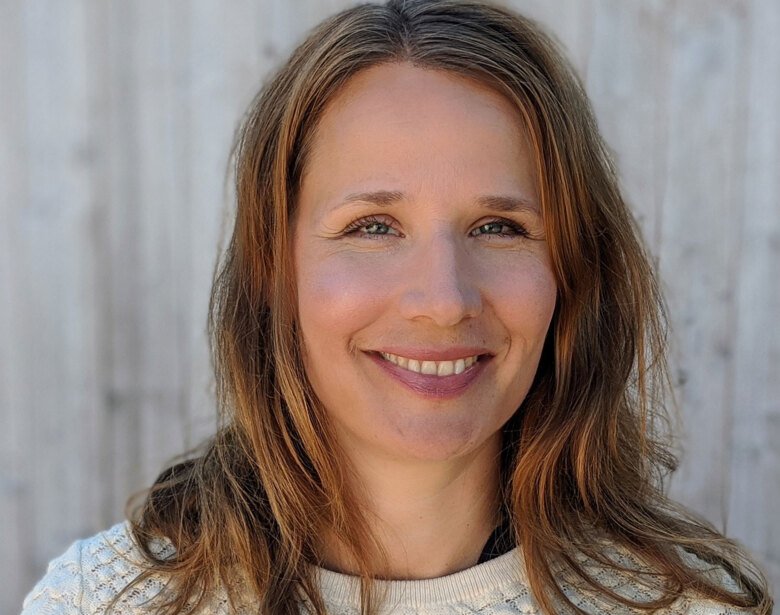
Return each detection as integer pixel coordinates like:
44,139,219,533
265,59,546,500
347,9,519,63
294,63,557,464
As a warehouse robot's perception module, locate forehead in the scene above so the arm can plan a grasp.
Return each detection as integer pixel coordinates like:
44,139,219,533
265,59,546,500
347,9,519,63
321,62,523,132
298,62,538,215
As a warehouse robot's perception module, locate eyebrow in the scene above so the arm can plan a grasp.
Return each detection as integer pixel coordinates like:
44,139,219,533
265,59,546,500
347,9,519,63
475,194,539,214
340,190,539,213
342,190,406,207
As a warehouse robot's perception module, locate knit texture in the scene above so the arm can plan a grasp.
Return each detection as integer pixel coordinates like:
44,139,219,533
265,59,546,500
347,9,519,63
21,522,753,614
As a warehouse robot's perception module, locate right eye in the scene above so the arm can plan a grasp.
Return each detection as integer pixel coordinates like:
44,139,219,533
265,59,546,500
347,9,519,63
342,215,402,238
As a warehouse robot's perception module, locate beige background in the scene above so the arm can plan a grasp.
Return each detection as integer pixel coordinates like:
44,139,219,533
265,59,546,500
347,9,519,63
1,0,778,611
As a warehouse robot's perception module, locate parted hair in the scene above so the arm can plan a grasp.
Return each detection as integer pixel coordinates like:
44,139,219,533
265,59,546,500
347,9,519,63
121,1,772,614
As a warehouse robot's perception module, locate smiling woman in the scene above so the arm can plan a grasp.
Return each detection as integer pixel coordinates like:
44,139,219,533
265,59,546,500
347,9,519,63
21,1,772,614
293,65,557,578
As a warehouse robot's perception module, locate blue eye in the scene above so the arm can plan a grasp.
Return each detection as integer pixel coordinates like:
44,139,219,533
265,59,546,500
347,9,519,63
343,216,400,238
471,220,528,237
363,221,392,235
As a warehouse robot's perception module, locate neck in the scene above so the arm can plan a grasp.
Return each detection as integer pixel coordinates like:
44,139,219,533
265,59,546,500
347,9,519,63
321,437,502,580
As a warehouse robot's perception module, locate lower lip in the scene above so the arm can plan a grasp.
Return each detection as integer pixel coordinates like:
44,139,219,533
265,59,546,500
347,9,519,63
367,353,489,399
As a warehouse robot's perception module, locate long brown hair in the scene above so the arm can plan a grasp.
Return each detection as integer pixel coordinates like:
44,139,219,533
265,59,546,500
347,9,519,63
123,1,772,613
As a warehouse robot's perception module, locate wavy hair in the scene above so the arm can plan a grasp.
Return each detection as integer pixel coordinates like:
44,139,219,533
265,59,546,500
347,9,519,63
121,1,772,613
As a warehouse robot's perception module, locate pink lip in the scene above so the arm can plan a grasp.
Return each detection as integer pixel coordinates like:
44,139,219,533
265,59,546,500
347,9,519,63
366,351,490,399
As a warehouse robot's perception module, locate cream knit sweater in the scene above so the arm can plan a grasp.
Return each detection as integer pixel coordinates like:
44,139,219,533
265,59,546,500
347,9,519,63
21,522,752,614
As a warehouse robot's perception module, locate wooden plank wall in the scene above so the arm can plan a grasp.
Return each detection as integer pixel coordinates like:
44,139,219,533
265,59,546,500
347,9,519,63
1,0,777,610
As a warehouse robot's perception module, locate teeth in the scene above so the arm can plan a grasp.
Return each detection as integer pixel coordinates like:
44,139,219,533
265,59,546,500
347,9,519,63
379,352,481,376
421,361,437,375
437,361,454,377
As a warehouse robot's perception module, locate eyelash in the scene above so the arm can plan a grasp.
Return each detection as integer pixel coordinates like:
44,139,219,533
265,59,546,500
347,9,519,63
342,215,399,238
469,220,529,238
342,216,530,239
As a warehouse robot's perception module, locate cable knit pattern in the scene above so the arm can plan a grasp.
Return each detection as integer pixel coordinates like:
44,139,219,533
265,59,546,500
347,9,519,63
21,522,754,614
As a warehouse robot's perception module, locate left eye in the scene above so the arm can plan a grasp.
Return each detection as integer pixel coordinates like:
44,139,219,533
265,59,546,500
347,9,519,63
470,220,527,237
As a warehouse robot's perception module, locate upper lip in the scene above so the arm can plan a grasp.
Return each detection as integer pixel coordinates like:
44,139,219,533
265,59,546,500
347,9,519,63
369,347,493,361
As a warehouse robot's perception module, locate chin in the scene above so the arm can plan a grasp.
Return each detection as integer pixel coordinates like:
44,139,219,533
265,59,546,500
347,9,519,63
362,416,501,464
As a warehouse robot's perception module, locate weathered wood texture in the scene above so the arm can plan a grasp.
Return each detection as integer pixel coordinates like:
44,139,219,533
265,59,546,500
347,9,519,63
1,0,777,610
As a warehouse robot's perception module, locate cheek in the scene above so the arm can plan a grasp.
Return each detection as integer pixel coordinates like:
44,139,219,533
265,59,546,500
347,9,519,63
296,252,394,345
525,265,558,326
478,254,558,334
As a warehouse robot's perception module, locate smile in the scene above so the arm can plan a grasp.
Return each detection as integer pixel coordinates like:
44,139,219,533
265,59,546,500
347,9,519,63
379,352,479,376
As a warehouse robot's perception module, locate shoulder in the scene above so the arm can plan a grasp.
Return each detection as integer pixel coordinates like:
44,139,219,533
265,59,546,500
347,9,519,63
564,540,760,615
673,597,760,615
21,521,175,615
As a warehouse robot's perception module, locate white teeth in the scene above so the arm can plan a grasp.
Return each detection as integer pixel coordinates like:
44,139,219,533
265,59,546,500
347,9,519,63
379,352,481,376
454,358,465,375
437,361,454,377
421,361,437,375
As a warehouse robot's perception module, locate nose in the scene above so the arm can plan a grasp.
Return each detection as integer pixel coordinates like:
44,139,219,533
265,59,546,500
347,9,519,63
398,231,482,327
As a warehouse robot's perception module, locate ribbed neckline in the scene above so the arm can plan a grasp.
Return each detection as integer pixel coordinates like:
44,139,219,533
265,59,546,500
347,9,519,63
316,548,526,607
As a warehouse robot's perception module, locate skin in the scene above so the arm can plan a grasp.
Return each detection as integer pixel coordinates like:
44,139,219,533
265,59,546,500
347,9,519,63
293,62,557,579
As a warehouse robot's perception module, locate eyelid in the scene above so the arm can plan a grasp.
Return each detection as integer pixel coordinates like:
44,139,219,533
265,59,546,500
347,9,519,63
342,214,402,237
470,217,530,237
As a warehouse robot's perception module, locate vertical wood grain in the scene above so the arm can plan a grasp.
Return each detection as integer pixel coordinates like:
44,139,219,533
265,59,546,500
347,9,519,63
727,0,780,583
0,3,30,612
585,0,670,250
659,0,749,523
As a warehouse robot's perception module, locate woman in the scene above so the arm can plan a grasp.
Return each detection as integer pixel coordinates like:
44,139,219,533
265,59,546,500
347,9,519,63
22,0,772,613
